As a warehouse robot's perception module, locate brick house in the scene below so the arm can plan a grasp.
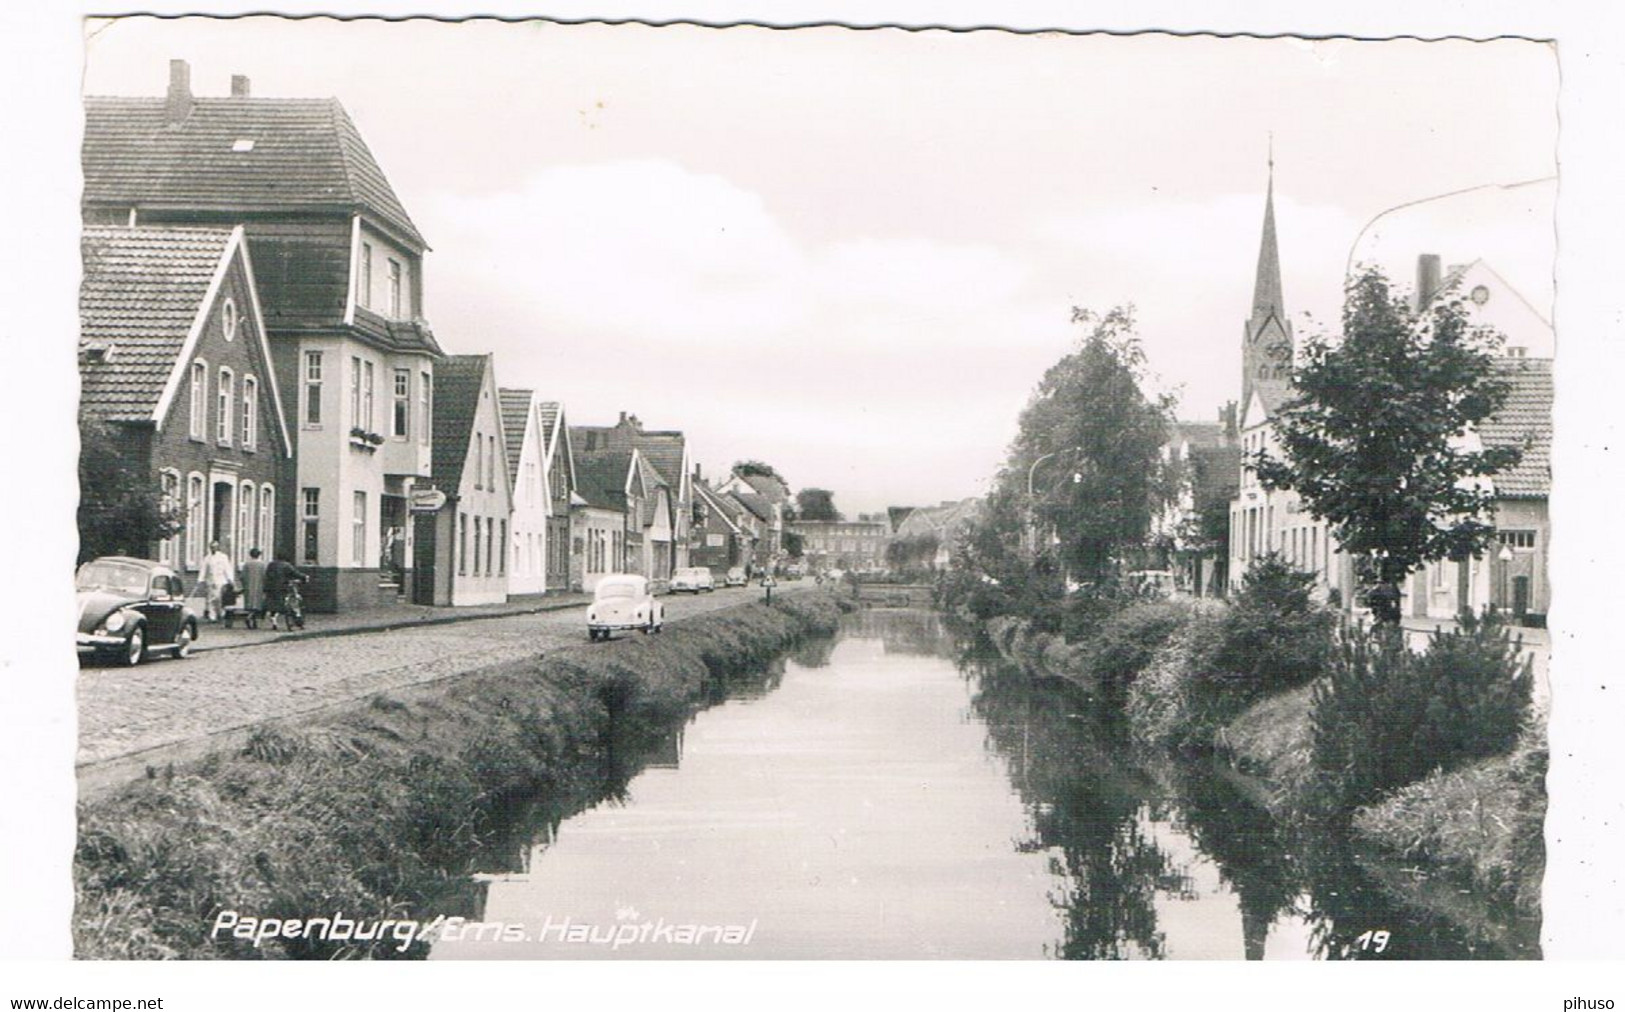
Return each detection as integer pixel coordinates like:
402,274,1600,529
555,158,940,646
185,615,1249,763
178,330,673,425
570,449,632,594
78,225,293,575
690,476,754,575
572,413,693,577
419,355,512,606
82,61,442,611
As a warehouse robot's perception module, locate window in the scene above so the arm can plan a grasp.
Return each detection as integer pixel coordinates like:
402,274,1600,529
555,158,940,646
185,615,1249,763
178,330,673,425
158,470,180,566
352,491,367,566
475,431,484,490
302,488,320,564
489,435,497,490
360,242,373,309
259,485,275,558
473,514,482,576
392,369,410,438
1496,530,1537,550
350,356,362,428
363,361,375,433
420,371,432,445
222,297,238,342
217,368,234,445
304,351,323,425
499,520,507,576
238,482,254,565
189,361,208,440
458,513,468,576
489,517,497,576
242,375,258,451
388,259,402,317
186,474,205,568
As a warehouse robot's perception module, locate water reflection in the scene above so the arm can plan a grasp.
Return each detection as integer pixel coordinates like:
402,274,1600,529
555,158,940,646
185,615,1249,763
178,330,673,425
429,610,1534,960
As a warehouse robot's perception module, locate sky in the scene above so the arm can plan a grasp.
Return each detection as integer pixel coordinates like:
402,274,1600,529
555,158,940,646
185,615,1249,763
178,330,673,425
81,18,1558,515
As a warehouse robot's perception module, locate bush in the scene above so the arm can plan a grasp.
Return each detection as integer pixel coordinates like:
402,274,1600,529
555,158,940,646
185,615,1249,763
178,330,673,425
1126,610,1232,750
1084,599,1194,698
1205,554,1334,699
1309,611,1533,817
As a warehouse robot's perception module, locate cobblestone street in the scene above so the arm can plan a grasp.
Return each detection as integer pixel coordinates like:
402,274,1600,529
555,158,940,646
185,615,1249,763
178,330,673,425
77,585,808,770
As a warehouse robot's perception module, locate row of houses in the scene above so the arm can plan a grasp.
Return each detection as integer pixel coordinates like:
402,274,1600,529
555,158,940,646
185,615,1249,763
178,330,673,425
1162,167,1554,624
75,62,805,611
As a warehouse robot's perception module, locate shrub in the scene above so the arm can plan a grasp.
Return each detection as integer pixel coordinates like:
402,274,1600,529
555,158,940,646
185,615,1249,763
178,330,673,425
1309,612,1533,817
1126,610,1230,750
1084,599,1194,698
1205,554,1334,699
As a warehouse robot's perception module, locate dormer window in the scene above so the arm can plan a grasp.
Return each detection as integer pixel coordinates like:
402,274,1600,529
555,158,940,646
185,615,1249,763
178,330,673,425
231,138,255,153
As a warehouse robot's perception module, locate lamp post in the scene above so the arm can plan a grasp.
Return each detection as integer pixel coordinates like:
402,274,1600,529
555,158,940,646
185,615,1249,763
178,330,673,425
1025,447,1085,556
1344,176,1556,280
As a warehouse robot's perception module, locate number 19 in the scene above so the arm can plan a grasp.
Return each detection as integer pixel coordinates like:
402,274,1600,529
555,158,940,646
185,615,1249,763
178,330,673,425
1355,929,1391,953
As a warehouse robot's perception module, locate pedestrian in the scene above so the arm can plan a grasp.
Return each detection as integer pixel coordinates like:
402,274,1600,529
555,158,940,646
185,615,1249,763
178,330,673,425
264,554,308,631
195,541,235,623
239,548,268,629
1366,580,1402,628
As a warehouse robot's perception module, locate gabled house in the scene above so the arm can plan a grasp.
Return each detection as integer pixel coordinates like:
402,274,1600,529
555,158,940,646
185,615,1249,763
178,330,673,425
420,355,512,606
572,413,693,577
570,448,632,593
1156,415,1240,597
78,225,293,573
500,388,551,596
717,468,790,561
83,61,441,611
1402,256,1554,623
537,402,576,591
891,498,983,572
691,476,753,574
633,452,675,584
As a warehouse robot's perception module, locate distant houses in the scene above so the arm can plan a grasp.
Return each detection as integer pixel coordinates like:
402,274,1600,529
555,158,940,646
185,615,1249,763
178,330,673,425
73,60,958,610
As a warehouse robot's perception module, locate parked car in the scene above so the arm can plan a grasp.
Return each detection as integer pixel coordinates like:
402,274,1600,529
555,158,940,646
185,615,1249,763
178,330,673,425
587,574,665,640
75,556,199,666
669,566,716,594
724,567,747,588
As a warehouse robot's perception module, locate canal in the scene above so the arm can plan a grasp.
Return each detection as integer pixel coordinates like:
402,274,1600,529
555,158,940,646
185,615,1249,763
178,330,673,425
431,608,1536,960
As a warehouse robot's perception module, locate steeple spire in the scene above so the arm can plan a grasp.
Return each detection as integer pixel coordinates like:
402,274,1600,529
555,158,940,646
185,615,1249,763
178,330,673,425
1251,148,1284,320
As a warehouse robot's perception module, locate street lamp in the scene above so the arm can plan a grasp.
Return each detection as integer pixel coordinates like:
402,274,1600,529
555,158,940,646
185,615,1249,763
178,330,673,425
1343,176,1556,280
1025,447,1085,555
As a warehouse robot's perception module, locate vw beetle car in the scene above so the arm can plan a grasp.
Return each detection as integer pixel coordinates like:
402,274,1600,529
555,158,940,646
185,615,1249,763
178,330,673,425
669,566,715,594
75,556,199,666
724,567,747,588
586,574,665,640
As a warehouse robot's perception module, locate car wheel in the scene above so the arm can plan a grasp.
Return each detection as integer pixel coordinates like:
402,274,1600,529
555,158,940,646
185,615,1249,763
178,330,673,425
173,622,195,659
122,626,146,667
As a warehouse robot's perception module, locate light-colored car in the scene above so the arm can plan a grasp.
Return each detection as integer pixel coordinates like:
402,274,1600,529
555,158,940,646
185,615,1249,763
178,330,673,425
587,574,665,640
669,566,716,594
724,567,747,588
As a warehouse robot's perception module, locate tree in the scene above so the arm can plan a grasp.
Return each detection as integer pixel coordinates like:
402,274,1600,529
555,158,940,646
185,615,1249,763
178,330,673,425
733,460,785,483
77,421,179,565
1006,306,1174,586
1255,268,1522,594
795,488,842,522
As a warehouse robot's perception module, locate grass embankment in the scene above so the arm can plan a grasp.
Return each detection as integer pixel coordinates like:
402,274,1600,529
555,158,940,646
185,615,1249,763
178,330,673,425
74,592,846,960
964,564,1544,927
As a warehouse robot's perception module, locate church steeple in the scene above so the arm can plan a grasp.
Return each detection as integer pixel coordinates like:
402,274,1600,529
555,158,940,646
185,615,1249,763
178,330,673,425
1241,145,1294,418
1251,149,1285,321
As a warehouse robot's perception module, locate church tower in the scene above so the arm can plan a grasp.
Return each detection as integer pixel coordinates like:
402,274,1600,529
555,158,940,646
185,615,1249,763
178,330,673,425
1241,155,1294,417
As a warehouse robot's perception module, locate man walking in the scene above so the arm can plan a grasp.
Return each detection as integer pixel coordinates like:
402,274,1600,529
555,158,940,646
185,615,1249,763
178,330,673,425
196,541,235,623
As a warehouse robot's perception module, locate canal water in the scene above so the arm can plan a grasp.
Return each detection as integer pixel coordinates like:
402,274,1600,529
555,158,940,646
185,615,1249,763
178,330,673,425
432,609,1536,960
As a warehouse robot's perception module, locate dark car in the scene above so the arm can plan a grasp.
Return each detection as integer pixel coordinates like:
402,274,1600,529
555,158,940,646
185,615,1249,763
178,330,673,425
75,556,199,666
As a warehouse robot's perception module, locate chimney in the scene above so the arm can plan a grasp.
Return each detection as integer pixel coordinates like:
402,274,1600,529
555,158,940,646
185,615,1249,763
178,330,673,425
166,59,193,125
1415,254,1442,311
618,411,627,425
230,74,251,97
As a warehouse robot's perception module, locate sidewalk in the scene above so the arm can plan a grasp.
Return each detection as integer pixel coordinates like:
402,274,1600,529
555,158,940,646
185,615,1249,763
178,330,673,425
192,590,591,653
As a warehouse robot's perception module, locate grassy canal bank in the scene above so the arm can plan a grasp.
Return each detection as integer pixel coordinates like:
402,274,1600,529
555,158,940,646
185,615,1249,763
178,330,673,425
963,576,1545,951
74,592,846,959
